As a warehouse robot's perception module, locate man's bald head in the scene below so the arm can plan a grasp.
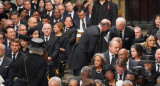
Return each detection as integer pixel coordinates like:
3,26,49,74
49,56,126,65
99,19,111,32
28,17,37,28
118,48,129,60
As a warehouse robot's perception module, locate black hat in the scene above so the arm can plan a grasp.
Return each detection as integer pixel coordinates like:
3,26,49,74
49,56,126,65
141,55,155,63
28,38,44,51
144,34,151,41
19,35,30,42
132,66,151,79
103,65,115,73
13,79,28,86
27,27,38,36
156,30,160,38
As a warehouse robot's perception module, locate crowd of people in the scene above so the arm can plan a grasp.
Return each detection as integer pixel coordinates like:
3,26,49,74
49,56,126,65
0,0,160,86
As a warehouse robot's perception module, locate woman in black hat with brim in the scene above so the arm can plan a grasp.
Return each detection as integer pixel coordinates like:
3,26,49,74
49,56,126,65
19,35,31,54
141,55,160,86
24,38,47,86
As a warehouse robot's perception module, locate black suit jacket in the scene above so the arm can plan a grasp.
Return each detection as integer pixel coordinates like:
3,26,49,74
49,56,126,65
0,56,13,80
90,1,117,25
5,52,26,79
63,26,77,49
45,35,60,60
109,26,135,50
68,25,101,70
104,50,118,68
115,70,127,81
73,17,90,29
66,11,78,21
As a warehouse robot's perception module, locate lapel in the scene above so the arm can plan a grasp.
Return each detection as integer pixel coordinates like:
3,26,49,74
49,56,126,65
0,57,8,73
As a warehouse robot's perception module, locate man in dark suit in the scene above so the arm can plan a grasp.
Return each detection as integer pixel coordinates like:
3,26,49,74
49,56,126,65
0,43,13,81
5,38,26,79
4,26,16,48
64,16,77,50
68,19,111,76
10,11,23,32
41,24,60,77
109,17,135,50
15,0,24,11
40,23,54,47
115,58,127,81
3,1,16,13
45,1,54,17
73,9,90,31
154,49,160,73
57,4,68,21
65,1,78,21
104,40,120,68
23,0,35,19
50,8,62,26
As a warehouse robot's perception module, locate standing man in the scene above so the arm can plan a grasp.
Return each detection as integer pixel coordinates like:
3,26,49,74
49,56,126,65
109,17,135,50
68,19,111,76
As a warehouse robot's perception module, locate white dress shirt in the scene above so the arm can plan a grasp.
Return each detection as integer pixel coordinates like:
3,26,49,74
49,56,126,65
0,56,4,66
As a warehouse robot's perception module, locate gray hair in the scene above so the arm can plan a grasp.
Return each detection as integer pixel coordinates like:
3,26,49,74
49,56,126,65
4,19,13,26
92,53,107,65
75,0,83,4
57,3,65,8
116,17,126,25
0,43,5,50
122,80,133,86
134,26,141,31
109,40,119,47
81,66,92,77
94,79,103,86
48,77,61,86
112,37,122,43
68,78,79,86
18,24,26,30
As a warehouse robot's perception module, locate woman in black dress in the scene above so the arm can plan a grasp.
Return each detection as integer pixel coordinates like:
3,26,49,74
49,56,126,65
53,21,68,78
19,35,30,54
147,14,160,37
129,44,144,68
91,53,106,81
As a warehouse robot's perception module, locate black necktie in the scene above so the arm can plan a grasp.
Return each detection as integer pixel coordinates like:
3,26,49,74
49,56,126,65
158,64,160,72
46,37,48,42
69,13,72,17
82,20,85,31
13,53,16,62
119,75,122,80
111,55,115,65
120,31,122,38
66,28,69,32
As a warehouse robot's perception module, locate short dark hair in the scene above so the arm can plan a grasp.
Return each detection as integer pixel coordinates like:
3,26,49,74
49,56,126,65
5,26,14,33
41,14,50,20
116,58,127,67
11,38,21,46
10,11,19,18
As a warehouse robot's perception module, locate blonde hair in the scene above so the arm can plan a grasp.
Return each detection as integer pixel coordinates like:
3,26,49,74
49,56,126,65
141,35,156,49
54,22,64,31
